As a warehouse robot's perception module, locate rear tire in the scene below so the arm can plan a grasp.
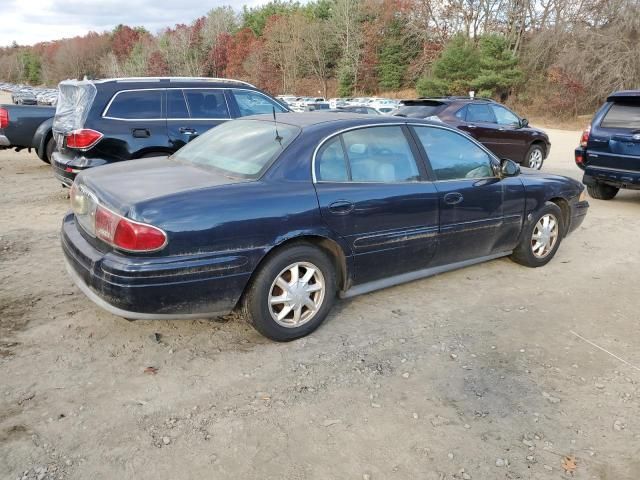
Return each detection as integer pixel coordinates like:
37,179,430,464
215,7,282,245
524,144,545,170
241,244,336,341
42,136,55,164
511,202,564,268
587,182,618,200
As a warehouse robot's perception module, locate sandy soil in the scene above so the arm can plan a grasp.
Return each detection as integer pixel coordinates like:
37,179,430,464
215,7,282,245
1,107,640,480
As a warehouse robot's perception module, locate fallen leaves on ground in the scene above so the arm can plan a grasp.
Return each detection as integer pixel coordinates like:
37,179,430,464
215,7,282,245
144,366,158,375
562,455,577,474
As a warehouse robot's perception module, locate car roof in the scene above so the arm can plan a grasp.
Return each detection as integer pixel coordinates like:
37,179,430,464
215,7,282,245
607,90,640,101
245,112,441,129
402,97,495,105
82,77,255,89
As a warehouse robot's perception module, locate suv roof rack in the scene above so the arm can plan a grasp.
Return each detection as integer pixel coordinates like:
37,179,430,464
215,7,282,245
93,77,256,88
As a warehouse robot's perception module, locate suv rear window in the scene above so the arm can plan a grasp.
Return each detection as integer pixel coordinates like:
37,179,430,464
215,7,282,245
394,103,444,118
601,103,640,129
105,90,163,119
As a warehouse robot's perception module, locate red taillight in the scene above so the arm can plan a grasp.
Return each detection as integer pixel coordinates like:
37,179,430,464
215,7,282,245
580,125,591,148
575,153,584,166
95,205,166,252
65,129,103,150
0,108,8,129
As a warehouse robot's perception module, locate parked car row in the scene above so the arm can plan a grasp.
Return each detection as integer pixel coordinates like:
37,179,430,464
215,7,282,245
22,76,640,341
1,82,58,106
277,95,401,115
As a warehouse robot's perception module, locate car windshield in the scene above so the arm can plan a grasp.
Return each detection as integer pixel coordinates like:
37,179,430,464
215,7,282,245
171,119,300,179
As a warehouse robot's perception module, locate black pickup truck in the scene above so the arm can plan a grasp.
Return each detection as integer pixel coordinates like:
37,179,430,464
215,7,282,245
575,90,640,200
0,104,56,163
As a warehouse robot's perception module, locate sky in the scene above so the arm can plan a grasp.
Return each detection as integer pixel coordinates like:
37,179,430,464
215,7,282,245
0,0,271,47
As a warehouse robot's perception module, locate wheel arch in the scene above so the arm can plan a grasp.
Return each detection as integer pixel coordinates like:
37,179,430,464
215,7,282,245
237,234,351,309
548,197,570,235
33,118,54,160
530,139,548,158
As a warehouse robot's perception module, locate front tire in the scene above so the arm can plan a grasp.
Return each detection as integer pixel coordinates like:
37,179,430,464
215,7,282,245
525,144,545,170
511,202,563,267
242,244,336,341
587,182,618,200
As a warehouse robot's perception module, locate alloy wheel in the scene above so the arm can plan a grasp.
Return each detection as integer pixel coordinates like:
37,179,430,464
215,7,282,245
531,214,559,258
528,148,543,169
268,261,326,328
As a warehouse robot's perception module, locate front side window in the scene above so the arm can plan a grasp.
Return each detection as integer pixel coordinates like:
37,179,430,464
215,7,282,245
184,89,229,119
491,105,520,126
233,90,287,116
171,119,299,179
340,126,420,182
105,90,162,119
466,104,495,123
413,126,494,181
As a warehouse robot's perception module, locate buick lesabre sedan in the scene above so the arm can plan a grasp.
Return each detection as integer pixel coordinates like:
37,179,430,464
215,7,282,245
62,114,589,341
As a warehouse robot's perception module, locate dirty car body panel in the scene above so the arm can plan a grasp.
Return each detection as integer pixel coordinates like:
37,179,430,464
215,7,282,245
61,113,587,319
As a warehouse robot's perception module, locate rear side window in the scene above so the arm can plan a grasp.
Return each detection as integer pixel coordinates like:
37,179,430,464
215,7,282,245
105,90,163,119
466,104,495,123
413,126,494,181
316,137,349,182
233,90,287,116
601,103,640,129
184,89,229,119
167,89,189,118
340,126,420,182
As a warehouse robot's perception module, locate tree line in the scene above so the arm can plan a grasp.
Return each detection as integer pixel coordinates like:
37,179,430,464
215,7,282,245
1,0,638,117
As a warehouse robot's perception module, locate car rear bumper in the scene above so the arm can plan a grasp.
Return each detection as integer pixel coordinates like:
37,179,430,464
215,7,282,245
52,151,109,185
61,212,251,319
582,166,640,190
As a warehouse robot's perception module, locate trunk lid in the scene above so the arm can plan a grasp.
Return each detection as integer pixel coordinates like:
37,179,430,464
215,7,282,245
78,157,246,214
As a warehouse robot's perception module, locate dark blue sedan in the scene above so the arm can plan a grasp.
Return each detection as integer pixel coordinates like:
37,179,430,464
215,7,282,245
62,113,589,341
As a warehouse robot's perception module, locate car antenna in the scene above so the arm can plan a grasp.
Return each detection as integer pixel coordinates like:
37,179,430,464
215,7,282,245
272,107,283,143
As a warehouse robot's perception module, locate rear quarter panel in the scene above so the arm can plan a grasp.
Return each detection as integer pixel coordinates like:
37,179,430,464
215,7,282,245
0,104,55,147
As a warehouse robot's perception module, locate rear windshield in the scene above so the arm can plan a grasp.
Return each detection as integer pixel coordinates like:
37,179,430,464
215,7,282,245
171,119,300,179
53,80,97,133
394,104,444,118
601,102,640,129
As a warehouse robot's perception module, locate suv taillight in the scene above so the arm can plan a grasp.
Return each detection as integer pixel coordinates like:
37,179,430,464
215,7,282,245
579,125,591,148
65,129,103,150
0,108,8,129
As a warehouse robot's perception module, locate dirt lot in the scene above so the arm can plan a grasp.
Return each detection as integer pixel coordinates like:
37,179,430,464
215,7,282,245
1,105,639,480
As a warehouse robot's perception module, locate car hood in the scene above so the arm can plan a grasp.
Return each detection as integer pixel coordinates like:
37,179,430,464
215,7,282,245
78,157,247,214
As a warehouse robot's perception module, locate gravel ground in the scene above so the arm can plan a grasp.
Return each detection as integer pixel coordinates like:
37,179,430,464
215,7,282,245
1,106,639,479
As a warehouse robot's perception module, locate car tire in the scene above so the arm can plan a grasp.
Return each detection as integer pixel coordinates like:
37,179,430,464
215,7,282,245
587,182,618,200
524,144,545,170
42,136,55,164
511,202,564,268
242,244,337,341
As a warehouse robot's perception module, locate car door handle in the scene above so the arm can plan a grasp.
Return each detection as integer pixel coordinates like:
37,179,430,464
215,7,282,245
466,124,477,129
179,127,197,135
132,128,150,138
444,192,464,205
328,200,354,215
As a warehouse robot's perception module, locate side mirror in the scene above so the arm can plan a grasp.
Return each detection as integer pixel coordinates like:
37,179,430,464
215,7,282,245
500,158,520,177
519,118,529,128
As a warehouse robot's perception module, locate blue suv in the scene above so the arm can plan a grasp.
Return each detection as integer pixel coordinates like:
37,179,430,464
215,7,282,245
576,90,640,200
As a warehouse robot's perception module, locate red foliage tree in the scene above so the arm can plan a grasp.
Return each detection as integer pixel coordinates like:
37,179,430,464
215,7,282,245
112,25,145,61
